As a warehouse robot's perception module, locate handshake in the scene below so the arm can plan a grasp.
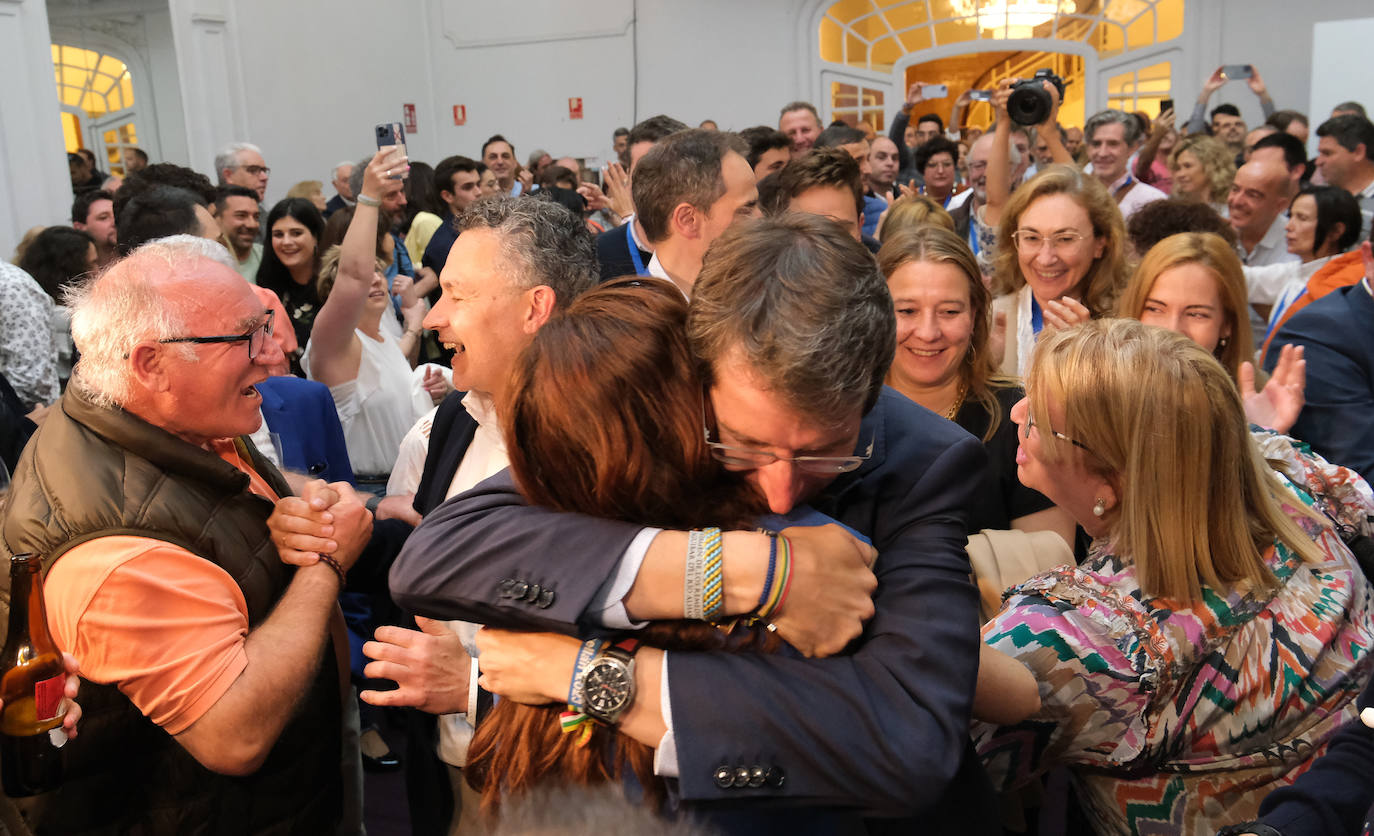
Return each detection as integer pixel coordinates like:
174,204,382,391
267,479,374,576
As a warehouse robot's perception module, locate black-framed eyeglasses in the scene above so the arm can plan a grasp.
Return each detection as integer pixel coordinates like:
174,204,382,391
158,309,275,360
1024,412,1099,458
239,164,271,177
702,401,873,475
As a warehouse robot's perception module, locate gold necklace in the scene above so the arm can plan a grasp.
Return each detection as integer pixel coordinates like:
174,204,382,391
943,381,968,421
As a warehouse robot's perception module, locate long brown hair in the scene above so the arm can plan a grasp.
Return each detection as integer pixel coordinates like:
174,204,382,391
466,277,769,812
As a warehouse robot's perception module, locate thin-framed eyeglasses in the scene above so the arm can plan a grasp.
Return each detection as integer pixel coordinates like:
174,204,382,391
240,164,271,177
1011,230,1088,254
702,402,873,475
1023,412,1099,458
158,309,275,360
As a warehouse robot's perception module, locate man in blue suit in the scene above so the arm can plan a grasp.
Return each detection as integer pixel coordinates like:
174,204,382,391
255,375,354,484
389,214,995,832
1264,240,1374,482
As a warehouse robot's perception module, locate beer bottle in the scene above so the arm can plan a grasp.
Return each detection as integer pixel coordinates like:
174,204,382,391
0,554,66,797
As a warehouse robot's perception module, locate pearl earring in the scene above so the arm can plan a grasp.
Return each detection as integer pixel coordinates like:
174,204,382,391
1093,498,1106,517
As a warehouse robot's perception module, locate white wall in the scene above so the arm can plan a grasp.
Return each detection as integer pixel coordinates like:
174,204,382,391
0,0,70,259
226,0,809,207
1179,0,1373,133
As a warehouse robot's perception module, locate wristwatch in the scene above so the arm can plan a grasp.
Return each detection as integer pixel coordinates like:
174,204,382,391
578,639,640,725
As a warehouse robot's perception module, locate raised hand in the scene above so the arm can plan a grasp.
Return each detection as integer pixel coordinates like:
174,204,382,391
1240,345,1305,434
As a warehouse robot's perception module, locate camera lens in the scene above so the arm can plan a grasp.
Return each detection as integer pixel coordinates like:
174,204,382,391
1008,85,1051,126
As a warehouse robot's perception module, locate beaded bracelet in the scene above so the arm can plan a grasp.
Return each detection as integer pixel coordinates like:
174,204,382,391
684,529,706,620
701,527,724,620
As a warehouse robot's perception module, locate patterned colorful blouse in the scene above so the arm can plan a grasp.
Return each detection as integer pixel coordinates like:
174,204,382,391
975,434,1374,836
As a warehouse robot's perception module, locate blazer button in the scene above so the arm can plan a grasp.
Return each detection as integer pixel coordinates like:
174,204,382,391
748,766,767,788
765,766,785,788
525,583,542,603
537,588,556,608
733,766,751,788
510,581,529,600
498,579,515,598
713,765,734,789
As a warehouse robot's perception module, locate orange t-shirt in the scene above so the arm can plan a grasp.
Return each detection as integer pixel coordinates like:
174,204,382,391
44,439,280,735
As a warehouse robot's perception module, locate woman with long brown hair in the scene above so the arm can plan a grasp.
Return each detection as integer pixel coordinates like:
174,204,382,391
463,276,773,812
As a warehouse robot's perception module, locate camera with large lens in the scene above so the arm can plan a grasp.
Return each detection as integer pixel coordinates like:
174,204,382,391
1007,69,1067,126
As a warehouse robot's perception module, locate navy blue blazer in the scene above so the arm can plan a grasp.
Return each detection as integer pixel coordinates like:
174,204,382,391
255,375,354,485
391,387,990,823
1264,282,1374,482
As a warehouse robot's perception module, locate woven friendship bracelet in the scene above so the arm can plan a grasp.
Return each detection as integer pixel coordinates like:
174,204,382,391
566,638,605,711
757,534,791,620
755,531,779,613
685,529,706,620
701,526,724,620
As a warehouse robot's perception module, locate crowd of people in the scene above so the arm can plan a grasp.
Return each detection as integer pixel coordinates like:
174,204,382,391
2,61,1374,836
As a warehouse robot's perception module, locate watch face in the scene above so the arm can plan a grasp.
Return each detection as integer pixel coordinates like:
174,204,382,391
584,660,632,714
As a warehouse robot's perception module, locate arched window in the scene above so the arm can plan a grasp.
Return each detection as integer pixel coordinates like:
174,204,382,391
52,44,139,176
816,0,1185,131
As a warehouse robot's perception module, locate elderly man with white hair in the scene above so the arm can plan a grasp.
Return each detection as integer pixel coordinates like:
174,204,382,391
0,236,372,833
214,141,270,202
325,160,355,218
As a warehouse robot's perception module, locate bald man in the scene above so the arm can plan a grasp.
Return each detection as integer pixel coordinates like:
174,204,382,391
1229,158,1301,267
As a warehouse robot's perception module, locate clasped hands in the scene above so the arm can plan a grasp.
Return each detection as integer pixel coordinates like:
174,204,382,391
266,479,373,574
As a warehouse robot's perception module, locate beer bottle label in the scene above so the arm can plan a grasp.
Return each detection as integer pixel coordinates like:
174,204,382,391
34,674,63,723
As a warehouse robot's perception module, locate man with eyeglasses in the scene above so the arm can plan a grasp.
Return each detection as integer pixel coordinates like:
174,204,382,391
0,235,372,833
388,213,996,833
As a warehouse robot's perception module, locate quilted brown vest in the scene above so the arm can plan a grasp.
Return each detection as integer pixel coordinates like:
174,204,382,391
0,386,342,834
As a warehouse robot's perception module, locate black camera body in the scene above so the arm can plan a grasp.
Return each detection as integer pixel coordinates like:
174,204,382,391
1008,69,1067,126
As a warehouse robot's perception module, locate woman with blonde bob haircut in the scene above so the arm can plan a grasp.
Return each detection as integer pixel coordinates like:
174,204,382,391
990,164,1130,377
875,194,955,239
1167,133,1235,209
975,318,1374,834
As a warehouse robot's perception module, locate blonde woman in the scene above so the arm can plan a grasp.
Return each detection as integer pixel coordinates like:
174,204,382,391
976,319,1374,834
1119,232,1305,433
990,164,1130,377
1167,134,1235,212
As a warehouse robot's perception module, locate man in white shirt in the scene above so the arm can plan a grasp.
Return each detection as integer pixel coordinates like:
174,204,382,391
1084,109,1167,221
365,195,599,834
632,129,760,298
1229,158,1300,267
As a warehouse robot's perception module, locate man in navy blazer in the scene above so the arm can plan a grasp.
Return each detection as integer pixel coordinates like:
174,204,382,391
1263,243,1374,482
390,215,995,832
255,374,354,484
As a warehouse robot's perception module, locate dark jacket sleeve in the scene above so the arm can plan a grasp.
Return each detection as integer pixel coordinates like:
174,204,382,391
668,428,986,815
1256,679,1374,835
889,108,913,175
1265,291,1374,482
389,469,644,633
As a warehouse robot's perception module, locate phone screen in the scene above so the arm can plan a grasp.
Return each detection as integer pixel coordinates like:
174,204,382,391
969,90,992,102
374,122,407,180
1160,98,1174,115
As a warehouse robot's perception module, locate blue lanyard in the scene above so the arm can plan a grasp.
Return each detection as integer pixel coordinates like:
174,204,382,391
626,223,648,277
1264,288,1306,342
967,220,980,256
1030,295,1043,334
1112,175,1135,201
